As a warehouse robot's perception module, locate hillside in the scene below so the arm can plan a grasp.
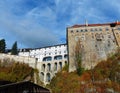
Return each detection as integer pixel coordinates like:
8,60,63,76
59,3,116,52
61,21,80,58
48,50,120,93
0,58,34,82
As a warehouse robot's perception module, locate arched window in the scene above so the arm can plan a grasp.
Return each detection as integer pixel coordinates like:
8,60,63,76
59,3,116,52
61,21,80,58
41,64,45,71
64,55,68,59
43,56,52,61
47,63,51,71
59,62,62,70
95,33,102,41
46,73,51,82
54,63,57,71
65,61,67,65
54,55,62,60
40,72,44,81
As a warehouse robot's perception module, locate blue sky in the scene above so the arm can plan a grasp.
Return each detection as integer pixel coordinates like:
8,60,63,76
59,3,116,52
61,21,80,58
0,0,120,48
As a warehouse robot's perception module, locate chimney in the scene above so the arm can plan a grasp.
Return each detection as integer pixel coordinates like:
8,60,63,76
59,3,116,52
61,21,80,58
85,19,88,26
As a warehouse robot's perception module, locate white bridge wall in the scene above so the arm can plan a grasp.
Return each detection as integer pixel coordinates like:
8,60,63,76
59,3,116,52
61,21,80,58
18,44,68,84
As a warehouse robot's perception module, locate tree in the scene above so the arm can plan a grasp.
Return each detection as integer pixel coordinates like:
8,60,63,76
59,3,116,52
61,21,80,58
11,41,18,55
75,39,84,76
0,39,6,53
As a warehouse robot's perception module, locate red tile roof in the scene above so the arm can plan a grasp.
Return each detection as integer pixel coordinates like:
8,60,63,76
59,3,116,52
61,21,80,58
69,22,120,28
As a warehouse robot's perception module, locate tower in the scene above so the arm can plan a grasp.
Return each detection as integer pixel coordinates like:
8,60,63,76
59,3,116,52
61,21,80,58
67,22,120,72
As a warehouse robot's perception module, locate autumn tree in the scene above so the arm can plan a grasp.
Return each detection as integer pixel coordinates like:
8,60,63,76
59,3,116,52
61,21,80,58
0,39,6,53
11,41,18,55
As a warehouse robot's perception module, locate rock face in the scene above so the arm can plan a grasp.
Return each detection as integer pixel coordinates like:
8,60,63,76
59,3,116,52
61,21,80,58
67,22,120,72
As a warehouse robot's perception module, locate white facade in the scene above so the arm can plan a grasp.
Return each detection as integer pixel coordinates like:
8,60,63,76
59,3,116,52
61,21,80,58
18,44,68,84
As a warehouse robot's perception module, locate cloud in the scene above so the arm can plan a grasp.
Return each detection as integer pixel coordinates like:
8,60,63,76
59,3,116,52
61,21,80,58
0,0,60,48
0,0,120,48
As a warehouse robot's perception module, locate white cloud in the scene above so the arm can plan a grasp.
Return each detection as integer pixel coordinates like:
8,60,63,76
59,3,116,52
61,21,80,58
0,0,120,48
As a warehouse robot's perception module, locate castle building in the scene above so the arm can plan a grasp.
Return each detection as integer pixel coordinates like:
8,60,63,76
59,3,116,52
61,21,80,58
17,21,120,83
18,44,68,84
67,22,120,72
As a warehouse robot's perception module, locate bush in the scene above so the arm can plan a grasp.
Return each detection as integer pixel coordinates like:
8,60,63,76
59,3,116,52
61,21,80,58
0,59,34,82
77,67,84,76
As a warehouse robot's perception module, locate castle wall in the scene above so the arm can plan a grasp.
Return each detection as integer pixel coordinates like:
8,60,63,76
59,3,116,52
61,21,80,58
67,22,120,72
0,53,36,68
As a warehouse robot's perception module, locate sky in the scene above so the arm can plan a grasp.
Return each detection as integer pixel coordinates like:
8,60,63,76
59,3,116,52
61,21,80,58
0,0,120,49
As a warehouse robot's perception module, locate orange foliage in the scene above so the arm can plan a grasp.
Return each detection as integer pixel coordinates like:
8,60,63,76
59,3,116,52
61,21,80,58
49,50,120,93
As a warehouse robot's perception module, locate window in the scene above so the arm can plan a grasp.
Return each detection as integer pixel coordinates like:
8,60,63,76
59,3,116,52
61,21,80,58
46,73,51,82
117,27,120,30
41,64,45,71
81,29,83,32
91,28,94,31
54,63,57,71
108,35,111,38
54,55,62,60
47,63,51,71
106,28,109,31
108,40,110,47
40,72,44,81
99,28,102,31
116,33,119,38
43,56,52,61
75,36,79,41
95,33,102,41
59,51,61,54
65,61,67,65
59,62,62,71
95,28,98,31
81,37,84,40
71,30,73,33
85,29,87,32
64,55,68,59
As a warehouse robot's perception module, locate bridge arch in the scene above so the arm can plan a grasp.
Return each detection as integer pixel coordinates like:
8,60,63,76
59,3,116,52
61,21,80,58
54,62,57,71
40,72,44,81
41,64,46,71
47,63,51,71
59,62,62,71
46,73,51,82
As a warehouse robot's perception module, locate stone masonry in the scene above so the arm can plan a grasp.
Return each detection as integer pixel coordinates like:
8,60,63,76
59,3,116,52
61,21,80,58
67,22,120,72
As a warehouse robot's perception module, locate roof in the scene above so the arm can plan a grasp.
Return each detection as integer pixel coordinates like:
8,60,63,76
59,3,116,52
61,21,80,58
18,43,67,51
68,21,120,28
0,81,50,92
0,80,12,86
